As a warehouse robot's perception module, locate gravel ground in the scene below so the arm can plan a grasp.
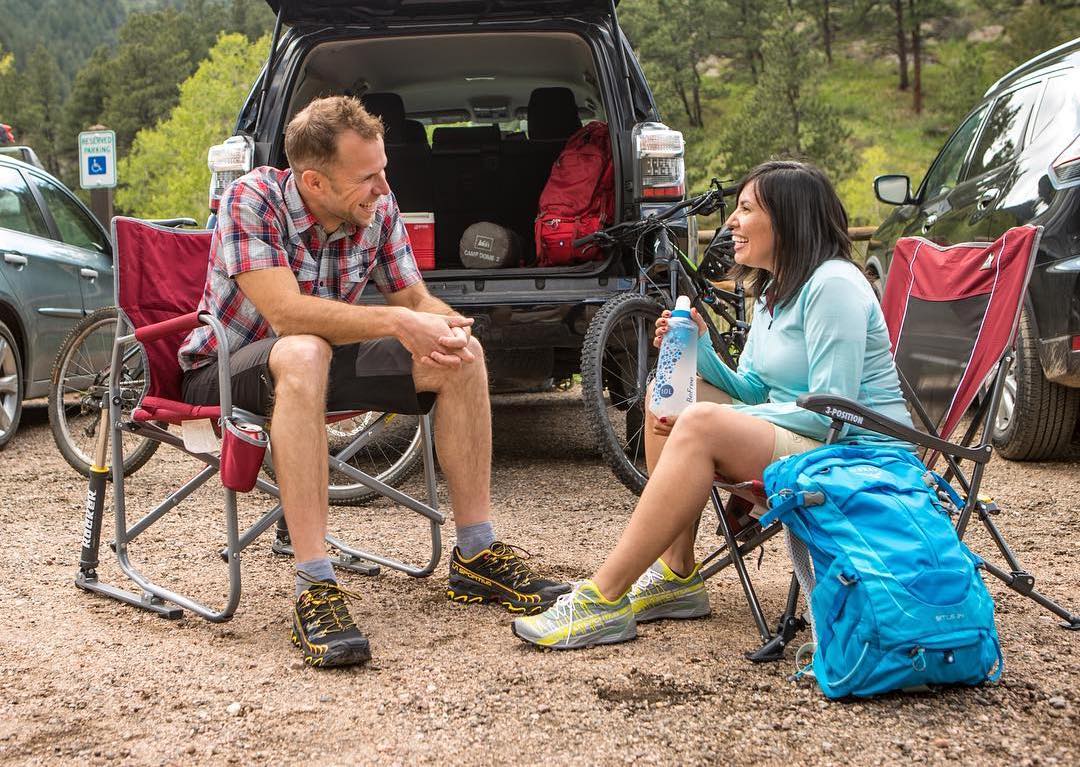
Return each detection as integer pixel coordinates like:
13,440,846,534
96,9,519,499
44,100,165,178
1,389,1078,766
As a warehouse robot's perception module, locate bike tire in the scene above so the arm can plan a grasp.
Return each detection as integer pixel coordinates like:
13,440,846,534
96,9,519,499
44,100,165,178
581,293,664,495
48,307,161,478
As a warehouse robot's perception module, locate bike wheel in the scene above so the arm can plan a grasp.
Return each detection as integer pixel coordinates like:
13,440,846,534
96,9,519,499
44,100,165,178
263,410,426,506
581,293,664,495
48,307,160,478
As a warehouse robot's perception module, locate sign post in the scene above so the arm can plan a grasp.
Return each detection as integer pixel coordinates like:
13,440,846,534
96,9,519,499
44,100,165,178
78,127,117,228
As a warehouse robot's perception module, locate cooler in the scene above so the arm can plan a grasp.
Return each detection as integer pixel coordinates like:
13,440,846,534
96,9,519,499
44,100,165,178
402,212,436,271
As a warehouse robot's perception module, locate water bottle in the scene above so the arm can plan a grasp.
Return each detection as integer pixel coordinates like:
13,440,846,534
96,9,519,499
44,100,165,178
650,296,698,418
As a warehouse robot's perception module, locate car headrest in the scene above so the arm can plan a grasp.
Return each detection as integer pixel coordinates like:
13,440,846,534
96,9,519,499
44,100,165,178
527,87,581,142
431,125,501,152
404,119,429,147
362,92,407,143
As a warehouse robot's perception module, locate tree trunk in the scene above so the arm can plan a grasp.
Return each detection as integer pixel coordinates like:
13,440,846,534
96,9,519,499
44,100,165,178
894,0,909,91
909,0,922,114
691,67,704,128
822,0,833,64
675,79,694,126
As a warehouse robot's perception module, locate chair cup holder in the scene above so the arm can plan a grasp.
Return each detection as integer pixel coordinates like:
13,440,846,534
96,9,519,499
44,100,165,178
220,418,268,492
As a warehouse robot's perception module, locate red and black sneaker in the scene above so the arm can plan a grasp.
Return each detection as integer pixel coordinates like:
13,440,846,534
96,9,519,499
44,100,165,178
291,580,371,668
447,542,570,614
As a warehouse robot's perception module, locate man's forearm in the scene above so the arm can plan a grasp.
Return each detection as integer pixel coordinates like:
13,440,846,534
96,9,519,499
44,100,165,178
412,292,459,319
274,294,407,345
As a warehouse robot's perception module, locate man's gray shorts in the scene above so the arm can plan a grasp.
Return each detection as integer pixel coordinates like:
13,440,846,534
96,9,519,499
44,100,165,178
181,337,436,416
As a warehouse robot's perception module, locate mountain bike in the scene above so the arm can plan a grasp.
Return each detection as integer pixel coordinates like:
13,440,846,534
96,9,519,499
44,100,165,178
577,180,750,494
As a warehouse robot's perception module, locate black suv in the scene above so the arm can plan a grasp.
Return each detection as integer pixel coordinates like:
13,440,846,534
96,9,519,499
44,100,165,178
867,37,1080,460
209,0,691,392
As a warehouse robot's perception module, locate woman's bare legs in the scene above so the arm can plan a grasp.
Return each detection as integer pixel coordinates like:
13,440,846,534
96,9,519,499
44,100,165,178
593,401,776,600
643,379,736,576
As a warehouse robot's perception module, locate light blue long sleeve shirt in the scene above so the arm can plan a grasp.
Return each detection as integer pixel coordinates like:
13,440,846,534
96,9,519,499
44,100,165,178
698,259,914,447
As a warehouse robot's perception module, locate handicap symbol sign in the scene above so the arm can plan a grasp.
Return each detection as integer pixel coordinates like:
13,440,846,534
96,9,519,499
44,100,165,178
88,155,107,176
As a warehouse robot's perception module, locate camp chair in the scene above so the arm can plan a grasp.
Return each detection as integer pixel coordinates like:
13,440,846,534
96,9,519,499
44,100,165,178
75,217,444,622
701,225,1079,662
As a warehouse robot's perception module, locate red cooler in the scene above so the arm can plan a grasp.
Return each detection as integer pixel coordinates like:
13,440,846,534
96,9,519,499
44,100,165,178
402,212,436,271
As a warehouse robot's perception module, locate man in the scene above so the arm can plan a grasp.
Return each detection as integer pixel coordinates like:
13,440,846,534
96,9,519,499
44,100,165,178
178,96,566,668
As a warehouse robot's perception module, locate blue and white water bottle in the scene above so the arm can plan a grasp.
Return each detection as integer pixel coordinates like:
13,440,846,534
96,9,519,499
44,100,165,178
650,295,698,419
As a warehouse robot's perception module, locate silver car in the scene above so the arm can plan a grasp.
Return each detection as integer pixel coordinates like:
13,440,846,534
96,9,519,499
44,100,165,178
0,155,113,447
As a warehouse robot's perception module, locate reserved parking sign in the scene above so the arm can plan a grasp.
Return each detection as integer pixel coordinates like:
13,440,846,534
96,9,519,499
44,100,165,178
78,130,116,189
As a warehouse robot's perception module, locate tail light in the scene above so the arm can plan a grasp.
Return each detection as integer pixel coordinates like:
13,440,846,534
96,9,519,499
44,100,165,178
207,135,254,212
632,122,685,202
1049,133,1080,190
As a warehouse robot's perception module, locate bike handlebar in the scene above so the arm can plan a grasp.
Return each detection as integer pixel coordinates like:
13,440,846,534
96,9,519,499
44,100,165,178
573,179,736,250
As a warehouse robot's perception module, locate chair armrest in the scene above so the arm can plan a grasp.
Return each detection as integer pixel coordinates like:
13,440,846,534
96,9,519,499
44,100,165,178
796,393,991,464
133,311,203,344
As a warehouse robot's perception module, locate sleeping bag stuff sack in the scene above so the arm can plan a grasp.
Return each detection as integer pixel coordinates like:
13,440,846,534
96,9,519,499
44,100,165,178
534,121,614,267
760,444,1003,699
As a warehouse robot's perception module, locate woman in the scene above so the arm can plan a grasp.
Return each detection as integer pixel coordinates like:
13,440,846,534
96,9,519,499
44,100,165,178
512,160,914,649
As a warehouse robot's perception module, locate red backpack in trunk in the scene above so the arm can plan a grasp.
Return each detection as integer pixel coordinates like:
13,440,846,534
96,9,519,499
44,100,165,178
534,121,615,267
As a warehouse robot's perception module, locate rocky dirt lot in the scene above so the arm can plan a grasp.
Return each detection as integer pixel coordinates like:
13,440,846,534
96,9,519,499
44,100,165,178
1,389,1078,766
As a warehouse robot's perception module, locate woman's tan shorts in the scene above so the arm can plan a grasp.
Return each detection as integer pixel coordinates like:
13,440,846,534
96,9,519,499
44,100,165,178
696,378,824,462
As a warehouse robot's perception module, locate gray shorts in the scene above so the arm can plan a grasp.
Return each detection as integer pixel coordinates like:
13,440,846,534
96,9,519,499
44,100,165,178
181,337,436,416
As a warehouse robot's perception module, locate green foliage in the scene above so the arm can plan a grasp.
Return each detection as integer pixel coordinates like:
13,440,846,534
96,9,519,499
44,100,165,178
927,40,1004,128
1002,3,1078,68
718,9,856,183
116,33,267,221
0,0,124,86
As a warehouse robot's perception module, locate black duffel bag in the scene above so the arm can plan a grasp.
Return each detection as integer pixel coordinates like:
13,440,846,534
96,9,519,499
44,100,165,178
459,221,524,269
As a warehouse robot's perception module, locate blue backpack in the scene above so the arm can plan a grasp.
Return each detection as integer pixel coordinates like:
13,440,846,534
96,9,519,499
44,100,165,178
760,444,1003,699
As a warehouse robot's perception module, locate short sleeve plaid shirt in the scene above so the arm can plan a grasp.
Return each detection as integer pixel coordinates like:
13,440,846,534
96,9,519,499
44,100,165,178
178,167,422,371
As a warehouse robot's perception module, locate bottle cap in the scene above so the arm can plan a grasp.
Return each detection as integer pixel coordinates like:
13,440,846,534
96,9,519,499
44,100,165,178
672,295,692,319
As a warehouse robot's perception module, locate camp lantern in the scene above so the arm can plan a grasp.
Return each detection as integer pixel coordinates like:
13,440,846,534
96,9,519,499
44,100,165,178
207,135,254,212
632,123,685,202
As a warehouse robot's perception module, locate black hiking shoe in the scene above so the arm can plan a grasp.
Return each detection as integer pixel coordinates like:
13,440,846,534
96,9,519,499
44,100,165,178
291,580,371,668
447,541,570,614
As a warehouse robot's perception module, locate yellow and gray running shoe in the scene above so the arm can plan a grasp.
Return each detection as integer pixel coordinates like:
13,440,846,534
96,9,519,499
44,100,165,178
627,559,711,623
291,580,371,668
511,580,636,650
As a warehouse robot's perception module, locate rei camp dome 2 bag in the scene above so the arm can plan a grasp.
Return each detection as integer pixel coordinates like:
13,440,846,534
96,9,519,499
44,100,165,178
760,445,1003,699
534,121,615,267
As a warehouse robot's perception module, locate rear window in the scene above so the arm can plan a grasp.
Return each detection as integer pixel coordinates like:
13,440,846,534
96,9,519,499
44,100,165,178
1031,73,1080,147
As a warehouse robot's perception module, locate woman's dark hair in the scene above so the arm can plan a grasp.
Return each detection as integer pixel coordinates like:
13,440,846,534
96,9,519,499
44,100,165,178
729,159,852,311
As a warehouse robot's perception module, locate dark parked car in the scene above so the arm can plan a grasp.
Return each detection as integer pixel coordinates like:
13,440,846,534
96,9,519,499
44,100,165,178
207,0,693,394
0,155,113,447
866,37,1080,460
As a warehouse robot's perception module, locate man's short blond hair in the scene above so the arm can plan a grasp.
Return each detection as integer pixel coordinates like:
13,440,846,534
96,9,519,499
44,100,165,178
284,95,384,173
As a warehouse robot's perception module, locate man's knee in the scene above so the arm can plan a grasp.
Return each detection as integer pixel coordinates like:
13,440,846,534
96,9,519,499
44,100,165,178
415,336,486,391
269,335,332,393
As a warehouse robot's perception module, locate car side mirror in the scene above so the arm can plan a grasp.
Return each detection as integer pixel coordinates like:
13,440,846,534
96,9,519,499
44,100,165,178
874,174,912,206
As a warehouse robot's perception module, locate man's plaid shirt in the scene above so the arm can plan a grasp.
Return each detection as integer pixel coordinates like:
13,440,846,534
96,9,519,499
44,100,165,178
178,166,422,371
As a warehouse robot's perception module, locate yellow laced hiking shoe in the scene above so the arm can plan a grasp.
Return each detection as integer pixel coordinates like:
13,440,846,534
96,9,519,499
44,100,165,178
447,542,569,614
511,580,636,650
626,559,711,623
291,580,371,668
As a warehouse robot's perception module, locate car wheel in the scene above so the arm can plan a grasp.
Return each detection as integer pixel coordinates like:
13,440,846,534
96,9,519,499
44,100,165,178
864,265,883,302
991,307,1080,460
0,319,23,450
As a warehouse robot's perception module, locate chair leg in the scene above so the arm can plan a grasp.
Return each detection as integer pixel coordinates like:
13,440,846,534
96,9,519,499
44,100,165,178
973,509,1080,630
271,518,381,577
711,486,773,645
746,574,807,663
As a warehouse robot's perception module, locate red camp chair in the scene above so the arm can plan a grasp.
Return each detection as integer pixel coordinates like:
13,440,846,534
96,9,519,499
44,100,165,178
75,217,444,621
700,225,1079,661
